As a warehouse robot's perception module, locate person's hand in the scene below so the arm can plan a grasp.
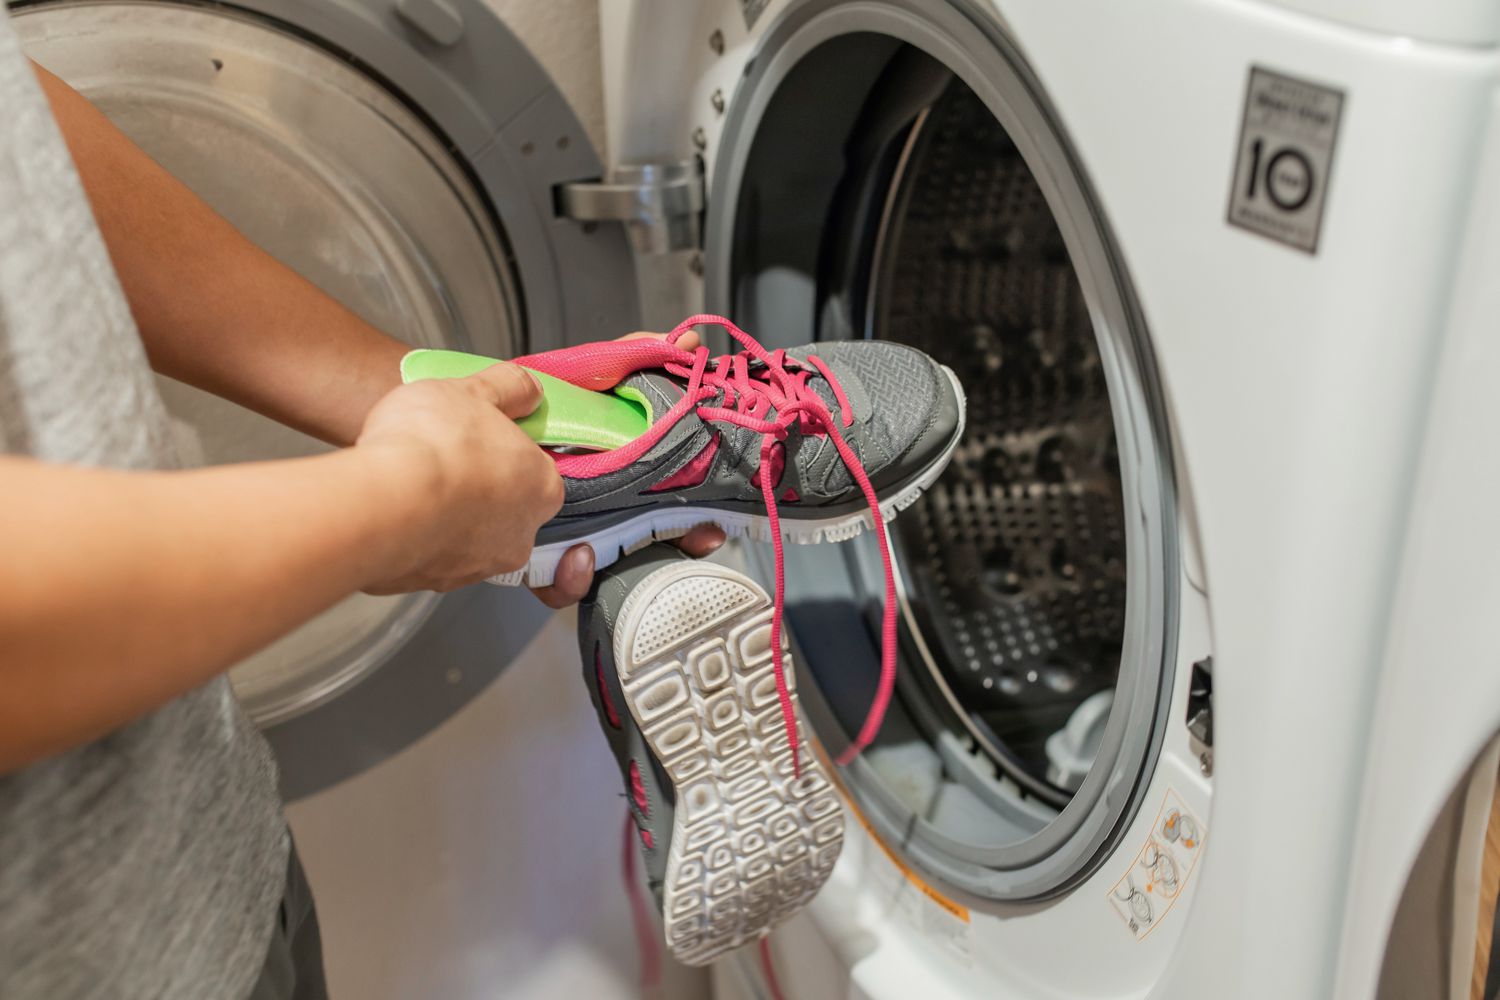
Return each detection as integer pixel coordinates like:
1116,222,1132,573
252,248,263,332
531,328,726,608
357,361,563,593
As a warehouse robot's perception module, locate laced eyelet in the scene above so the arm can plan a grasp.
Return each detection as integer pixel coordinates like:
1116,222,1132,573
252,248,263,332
659,315,900,776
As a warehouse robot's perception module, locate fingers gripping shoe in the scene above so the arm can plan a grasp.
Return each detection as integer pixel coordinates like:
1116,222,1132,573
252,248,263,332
580,544,844,966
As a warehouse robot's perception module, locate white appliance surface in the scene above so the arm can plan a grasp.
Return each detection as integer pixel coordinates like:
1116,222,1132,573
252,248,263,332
486,0,606,162
600,1,1500,998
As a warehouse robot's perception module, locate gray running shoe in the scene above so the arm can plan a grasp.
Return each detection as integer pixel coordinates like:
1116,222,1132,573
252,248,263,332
501,318,965,588
579,543,844,966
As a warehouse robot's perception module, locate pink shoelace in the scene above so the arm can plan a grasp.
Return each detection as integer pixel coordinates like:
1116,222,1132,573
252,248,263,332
759,937,790,1000
600,316,895,992
524,315,898,771
623,810,662,991
656,315,898,776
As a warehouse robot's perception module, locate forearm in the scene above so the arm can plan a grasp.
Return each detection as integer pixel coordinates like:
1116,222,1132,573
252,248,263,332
32,61,407,446
0,450,422,772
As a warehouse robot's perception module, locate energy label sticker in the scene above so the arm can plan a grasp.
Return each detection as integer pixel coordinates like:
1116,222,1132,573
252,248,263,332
1226,67,1345,253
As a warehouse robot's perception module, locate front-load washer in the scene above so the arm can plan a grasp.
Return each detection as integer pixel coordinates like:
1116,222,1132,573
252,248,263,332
591,0,1500,997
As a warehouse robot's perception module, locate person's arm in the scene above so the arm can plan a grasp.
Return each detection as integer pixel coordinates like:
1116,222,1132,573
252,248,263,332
29,61,725,605
0,364,560,774
31,60,405,447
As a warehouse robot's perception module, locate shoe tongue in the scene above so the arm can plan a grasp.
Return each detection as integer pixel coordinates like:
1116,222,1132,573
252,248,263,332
614,357,844,434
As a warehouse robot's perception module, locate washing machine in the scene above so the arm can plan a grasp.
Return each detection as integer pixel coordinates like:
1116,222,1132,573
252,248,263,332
589,0,1500,998
15,0,1500,997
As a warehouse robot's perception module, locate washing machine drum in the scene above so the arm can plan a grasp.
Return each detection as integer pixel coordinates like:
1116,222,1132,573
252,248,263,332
879,83,1128,801
711,26,1178,901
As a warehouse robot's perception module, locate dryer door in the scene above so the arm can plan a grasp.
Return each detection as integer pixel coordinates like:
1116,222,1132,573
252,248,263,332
12,0,637,797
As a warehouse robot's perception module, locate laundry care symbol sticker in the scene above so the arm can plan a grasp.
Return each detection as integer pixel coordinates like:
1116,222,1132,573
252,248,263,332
1226,67,1345,254
1107,788,1206,941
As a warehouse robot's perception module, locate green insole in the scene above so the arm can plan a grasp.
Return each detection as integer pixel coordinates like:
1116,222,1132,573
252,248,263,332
400,348,651,451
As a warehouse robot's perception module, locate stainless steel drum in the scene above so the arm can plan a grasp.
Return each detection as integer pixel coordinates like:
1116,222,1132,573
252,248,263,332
874,82,1128,804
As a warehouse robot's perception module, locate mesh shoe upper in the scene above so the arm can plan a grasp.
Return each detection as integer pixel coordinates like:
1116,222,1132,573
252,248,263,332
524,336,960,535
782,339,952,497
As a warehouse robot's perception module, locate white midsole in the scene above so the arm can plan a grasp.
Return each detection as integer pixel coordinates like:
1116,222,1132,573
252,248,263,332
491,365,967,588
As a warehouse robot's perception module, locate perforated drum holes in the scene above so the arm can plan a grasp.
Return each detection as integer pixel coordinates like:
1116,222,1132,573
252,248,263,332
876,83,1128,790
714,14,1182,894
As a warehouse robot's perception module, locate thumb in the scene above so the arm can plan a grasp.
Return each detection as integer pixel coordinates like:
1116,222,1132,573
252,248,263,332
466,362,543,419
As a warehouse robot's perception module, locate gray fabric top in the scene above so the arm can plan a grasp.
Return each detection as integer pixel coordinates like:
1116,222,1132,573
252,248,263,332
0,12,287,999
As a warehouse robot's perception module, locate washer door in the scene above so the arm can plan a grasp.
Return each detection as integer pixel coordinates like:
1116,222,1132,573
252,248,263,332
703,0,1195,902
13,0,637,795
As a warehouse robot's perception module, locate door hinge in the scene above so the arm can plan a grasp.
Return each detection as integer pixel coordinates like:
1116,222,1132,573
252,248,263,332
555,160,704,254
1186,657,1214,776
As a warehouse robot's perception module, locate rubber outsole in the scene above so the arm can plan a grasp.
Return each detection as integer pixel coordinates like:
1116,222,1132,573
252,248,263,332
488,365,967,587
612,560,844,966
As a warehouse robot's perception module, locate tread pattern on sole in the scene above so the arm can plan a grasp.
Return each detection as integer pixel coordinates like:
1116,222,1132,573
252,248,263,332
488,365,968,587
615,564,844,966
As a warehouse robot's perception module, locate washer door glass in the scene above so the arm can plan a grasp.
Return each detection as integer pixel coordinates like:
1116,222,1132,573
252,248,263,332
15,1,523,725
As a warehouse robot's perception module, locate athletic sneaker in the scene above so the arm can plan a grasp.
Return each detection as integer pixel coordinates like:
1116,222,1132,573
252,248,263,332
580,543,844,966
508,315,965,588
405,314,966,767
537,315,964,769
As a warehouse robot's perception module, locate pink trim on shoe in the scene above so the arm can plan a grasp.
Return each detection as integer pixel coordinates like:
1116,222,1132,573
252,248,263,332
628,759,650,815
595,644,621,729
750,441,785,491
514,338,683,392
644,434,719,493
622,811,661,991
